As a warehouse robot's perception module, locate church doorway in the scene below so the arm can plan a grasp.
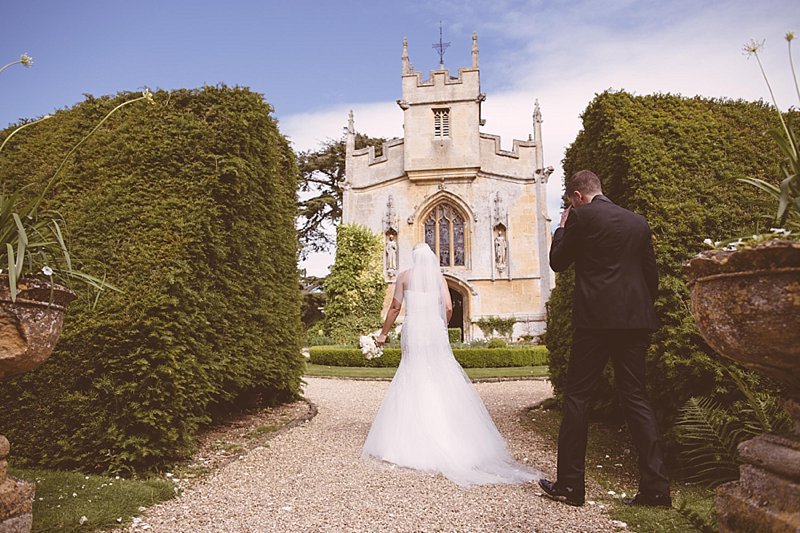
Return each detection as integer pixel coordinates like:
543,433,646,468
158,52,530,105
448,287,464,341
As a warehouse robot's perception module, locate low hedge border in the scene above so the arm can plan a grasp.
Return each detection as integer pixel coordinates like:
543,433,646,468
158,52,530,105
308,346,549,368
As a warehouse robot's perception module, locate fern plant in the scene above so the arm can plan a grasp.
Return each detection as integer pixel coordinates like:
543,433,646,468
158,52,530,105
674,494,717,533
675,370,791,487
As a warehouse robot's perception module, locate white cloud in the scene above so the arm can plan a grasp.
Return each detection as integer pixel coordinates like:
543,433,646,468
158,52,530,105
282,102,403,153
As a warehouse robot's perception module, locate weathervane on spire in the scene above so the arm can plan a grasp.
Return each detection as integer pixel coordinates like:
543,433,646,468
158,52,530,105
432,21,450,69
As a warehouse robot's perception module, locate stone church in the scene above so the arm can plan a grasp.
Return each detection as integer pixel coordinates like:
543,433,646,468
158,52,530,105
342,33,554,341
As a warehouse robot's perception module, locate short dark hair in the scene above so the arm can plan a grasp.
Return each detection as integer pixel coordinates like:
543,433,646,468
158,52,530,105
566,170,602,196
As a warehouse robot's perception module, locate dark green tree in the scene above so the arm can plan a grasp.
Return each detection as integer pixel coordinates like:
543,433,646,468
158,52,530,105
297,134,385,258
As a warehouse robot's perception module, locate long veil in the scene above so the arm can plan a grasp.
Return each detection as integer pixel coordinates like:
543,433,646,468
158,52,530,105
407,243,447,324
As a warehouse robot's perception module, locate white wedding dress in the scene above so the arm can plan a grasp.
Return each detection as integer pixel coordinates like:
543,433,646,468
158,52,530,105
361,244,541,487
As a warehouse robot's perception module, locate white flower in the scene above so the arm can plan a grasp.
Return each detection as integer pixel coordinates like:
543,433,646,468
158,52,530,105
20,53,33,67
359,334,383,360
79,516,89,525
703,238,714,246
743,38,765,57
723,239,743,252
41,266,53,276
142,87,154,104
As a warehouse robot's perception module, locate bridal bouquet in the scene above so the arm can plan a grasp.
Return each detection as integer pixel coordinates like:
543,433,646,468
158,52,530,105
359,333,383,360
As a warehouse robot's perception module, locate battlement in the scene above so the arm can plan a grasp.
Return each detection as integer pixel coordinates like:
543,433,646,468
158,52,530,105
351,138,405,166
400,68,480,106
479,133,538,159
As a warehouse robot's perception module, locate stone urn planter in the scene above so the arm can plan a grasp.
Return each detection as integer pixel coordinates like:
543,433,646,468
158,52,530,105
0,274,76,532
684,239,800,532
0,275,76,379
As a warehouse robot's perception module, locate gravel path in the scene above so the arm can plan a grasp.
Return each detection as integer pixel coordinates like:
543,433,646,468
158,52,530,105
132,378,616,532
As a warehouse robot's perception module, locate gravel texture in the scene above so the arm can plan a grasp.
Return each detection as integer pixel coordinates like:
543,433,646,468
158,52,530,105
131,378,616,532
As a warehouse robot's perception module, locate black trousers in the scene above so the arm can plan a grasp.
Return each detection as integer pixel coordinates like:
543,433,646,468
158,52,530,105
556,328,669,497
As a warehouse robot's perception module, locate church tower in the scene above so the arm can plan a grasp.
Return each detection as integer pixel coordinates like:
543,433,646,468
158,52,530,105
398,34,483,182
342,34,554,341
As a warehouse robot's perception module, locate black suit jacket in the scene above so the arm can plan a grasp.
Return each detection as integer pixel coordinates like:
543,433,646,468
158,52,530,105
549,195,659,330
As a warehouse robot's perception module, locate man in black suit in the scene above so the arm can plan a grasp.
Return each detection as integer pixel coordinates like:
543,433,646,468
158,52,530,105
539,170,671,507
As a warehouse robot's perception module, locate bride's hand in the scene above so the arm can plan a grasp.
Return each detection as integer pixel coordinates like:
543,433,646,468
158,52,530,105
376,334,387,347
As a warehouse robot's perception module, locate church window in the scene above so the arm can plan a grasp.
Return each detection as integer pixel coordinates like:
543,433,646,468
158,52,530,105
433,108,450,137
424,204,465,267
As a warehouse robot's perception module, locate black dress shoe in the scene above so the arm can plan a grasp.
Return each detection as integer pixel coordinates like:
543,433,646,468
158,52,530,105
622,492,672,507
538,478,585,507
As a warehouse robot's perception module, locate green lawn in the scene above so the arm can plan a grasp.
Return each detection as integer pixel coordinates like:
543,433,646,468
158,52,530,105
8,467,176,532
304,363,548,380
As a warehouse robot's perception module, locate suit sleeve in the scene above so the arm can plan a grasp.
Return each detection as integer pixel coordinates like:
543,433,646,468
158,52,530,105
642,226,659,302
549,208,581,272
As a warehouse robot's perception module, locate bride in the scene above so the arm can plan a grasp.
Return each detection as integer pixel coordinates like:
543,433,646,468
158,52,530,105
361,243,541,487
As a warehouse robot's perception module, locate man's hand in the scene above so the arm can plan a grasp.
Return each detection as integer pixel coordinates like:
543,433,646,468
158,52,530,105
376,334,387,347
560,205,572,228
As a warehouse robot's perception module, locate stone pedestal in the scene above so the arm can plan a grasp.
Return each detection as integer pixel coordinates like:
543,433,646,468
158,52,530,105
0,436,34,533
716,433,800,532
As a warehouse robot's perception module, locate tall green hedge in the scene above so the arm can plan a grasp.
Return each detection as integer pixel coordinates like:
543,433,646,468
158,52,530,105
547,91,791,428
0,86,303,473
323,224,384,344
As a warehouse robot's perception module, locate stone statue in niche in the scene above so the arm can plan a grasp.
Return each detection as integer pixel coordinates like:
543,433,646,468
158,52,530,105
385,233,398,277
494,229,507,272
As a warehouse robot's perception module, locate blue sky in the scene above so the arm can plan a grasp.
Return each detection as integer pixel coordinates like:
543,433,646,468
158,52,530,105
2,0,798,275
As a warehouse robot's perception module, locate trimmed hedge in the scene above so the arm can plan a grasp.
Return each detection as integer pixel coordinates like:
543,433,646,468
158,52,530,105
309,345,549,368
0,86,303,473
547,91,792,427
448,328,462,343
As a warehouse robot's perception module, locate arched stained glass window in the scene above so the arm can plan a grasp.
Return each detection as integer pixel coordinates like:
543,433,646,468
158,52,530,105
424,204,466,267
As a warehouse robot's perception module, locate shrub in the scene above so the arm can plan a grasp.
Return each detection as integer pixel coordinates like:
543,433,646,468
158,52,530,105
308,345,548,368
548,91,792,429
323,224,385,344
305,335,335,347
486,338,508,349
308,346,402,367
474,316,515,338
0,86,303,473
448,328,462,343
